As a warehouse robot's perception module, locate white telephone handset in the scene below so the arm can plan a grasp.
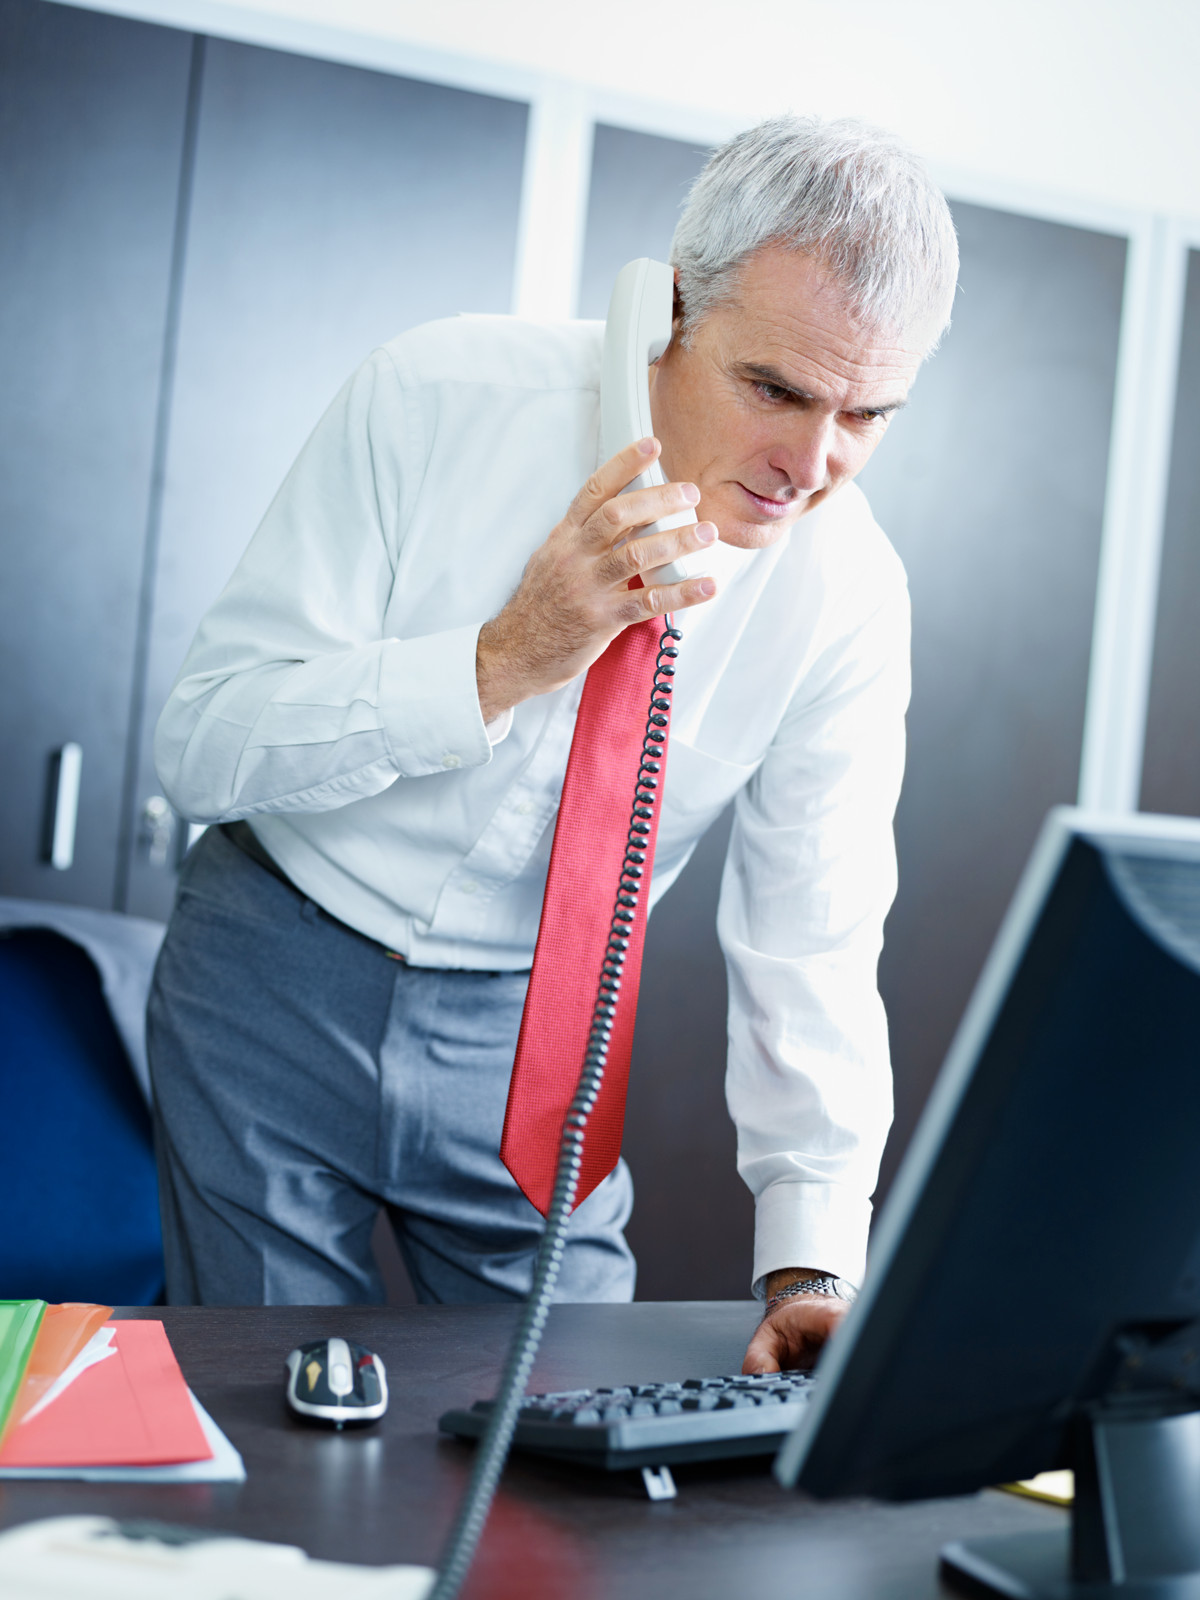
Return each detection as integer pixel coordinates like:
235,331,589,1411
600,258,708,587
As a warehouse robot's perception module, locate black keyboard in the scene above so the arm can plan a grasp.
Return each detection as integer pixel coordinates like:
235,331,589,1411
438,1370,815,1470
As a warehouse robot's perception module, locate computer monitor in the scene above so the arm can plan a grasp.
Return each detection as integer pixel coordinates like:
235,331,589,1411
775,808,1200,1599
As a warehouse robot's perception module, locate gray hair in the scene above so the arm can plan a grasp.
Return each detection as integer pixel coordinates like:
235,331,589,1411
670,115,958,352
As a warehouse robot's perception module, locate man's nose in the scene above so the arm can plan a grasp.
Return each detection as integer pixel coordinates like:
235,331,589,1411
770,414,835,495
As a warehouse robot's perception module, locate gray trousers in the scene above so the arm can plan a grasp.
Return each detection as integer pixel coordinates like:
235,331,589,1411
147,824,636,1306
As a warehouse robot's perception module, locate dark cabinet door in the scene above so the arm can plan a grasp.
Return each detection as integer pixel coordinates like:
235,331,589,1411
122,37,529,918
1142,249,1200,818
0,0,193,907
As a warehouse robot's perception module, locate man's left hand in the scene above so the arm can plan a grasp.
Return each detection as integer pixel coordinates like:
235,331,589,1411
741,1270,853,1374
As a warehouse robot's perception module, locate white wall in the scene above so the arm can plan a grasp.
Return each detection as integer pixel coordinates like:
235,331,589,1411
60,0,1200,221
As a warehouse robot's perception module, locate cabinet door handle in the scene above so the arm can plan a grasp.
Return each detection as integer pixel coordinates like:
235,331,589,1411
48,742,83,870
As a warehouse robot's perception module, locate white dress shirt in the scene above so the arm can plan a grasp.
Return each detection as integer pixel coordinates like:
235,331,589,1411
155,314,911,1293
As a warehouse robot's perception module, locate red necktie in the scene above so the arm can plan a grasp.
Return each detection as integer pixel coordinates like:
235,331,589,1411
500,618,671,1215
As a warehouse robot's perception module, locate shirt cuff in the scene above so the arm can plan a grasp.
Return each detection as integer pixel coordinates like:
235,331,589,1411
484,707,514,746
751,1181,874,1299
379,622,496,777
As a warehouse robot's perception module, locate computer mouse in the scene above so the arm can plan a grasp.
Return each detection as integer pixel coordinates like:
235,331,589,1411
284,1336,389,1428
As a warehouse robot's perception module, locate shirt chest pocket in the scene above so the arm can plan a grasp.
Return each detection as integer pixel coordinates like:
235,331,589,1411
656,739,761,861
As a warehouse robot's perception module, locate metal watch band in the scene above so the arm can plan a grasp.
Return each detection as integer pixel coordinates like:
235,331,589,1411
763,1276,857,1317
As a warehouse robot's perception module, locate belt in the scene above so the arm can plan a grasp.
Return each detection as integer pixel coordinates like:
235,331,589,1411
222,820,294,889
220,822,527,977
221,821,405,963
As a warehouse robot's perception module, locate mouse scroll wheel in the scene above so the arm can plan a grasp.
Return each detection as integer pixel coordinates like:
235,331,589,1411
326,1338,354,1397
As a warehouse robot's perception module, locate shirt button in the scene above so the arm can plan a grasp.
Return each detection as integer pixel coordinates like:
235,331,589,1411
461,880,479,895
442,753,462,769
516,800,535,815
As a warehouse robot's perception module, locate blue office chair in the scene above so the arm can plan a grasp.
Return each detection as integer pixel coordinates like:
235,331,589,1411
0,910,166,1305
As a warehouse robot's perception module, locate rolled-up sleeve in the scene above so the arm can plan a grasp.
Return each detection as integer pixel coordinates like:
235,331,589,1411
718,575,911,1294
154,348,503,825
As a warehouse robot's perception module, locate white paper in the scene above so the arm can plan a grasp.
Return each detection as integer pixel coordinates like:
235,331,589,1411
0,1391,246,1483
0,1515,436,1599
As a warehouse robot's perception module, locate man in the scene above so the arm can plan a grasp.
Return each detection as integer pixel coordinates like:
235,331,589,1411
150,114,958,1374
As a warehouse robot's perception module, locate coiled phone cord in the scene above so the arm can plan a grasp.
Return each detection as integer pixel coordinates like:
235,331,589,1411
428,620,683,1600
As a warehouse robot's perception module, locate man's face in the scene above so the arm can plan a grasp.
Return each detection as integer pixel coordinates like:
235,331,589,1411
648,245,925,549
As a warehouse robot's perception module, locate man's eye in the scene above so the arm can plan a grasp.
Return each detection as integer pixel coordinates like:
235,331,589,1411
754,381,790,403
855,410,886,424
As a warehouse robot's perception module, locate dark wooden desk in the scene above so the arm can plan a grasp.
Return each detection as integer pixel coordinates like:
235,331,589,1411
0,1303,1062,1599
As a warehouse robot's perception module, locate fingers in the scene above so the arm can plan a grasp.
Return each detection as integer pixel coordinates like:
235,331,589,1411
741,1299,847,1375
613,572,716,626
580,482,701,563
742,1322,784,1375
573,436,661,520
575,442,702,554
484,437,716,712
601,520,717,590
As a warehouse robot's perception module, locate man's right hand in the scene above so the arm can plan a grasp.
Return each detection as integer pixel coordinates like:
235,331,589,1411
475,437,719,724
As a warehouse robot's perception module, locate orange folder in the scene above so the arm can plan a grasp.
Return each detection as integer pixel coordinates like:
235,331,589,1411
0,1321,212,1469
6,1302,112,1433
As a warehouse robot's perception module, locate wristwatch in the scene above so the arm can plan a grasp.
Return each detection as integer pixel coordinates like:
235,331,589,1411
764,1276,857,1317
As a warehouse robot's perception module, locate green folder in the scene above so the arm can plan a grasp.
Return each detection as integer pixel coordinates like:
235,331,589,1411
0,1300,47,1442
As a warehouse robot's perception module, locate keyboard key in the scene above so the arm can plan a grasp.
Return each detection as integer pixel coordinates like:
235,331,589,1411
654,1398,683,1415
681,1393,719,1411
716,1393,758,1408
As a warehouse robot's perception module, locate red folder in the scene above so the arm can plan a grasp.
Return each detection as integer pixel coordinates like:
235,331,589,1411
0,1321,212,1468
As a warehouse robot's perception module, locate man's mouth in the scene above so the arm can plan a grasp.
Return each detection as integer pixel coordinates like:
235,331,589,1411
737,483,801,520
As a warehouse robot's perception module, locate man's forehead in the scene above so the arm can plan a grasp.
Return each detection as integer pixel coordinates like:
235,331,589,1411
726,321,921,411
717,245,924,403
